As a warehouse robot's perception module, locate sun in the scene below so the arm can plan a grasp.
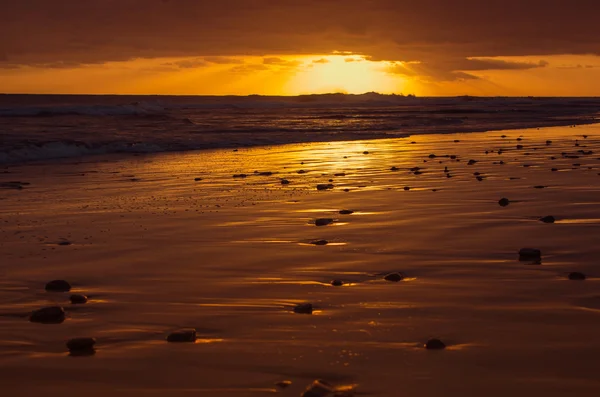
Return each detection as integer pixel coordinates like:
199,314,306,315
285,55,404,95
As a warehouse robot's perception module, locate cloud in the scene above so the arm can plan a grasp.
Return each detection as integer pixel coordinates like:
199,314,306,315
163,58,208,69
229,64,270,74
0,0,598,82
262,57,302,68
386,58,549,81
312,58,330,64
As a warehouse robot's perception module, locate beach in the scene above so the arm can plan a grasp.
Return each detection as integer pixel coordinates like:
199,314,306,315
1,123,599,396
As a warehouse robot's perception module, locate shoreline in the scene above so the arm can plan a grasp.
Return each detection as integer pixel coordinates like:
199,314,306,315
2,118,598,168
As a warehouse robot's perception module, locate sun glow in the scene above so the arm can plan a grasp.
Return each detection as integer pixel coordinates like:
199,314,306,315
285,55,405,95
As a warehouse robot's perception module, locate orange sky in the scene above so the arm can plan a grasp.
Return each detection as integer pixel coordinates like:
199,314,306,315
2,1,600,96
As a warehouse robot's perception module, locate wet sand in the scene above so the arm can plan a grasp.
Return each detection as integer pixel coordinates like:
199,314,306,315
1,124,600,396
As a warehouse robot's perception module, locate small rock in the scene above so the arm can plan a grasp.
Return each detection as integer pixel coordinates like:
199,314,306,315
301,380,335,397
298,170,307,174
476,176,484,181
57,240,72,246
70,294,88,304
384,273,404,282
166,328,197,343
533,185,547,189
275,380,292,389
281,179,290,185
66,337,96,352
546,140,552,145
339,209,354,215
539,215,555,223
331,280,344,287
194,177,202,181
551,168,558,172
30,306,66,324
390,166,399,171
315,218,334,226
293,303,313,314
258,171,273,176
310,240,329,246
498,198,510,207
519,248,542,261
516,145,524,149
232,174,247,178
316,184,334,191
425,338,446,350
45,280,71,292
568,272,586,281
334,173,346,177
403,186,410,191
467,160,477,165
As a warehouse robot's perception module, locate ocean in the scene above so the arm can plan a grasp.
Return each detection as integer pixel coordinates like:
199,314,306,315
1,94,598,164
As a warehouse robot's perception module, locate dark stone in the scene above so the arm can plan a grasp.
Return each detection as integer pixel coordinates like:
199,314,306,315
70,294,88,304
57,241,72,246
339,210,354,215
194,177,202,181
281,179,290,185
539,215,555,224
517,137,523,141
384,273,404,282
533,185,547,189
551,168,558,172
425,338,446,350
232,174,247,178
476,176,484,181
66,337,96,352
166,328,197,342
404,186,410,191
298,170,307,174
331,280,344,287
429,154,437,159
301,380,335,397
546,140,552,145
310,240,329,246
498,198,510,207
45,280,71,292
275,380,292,389
316,184,334,191
450,155,457,159
334,173,346,177
315,218,334,226
467,159,477,165
519,248,542,261
390,166,400,171
30,306,66,324
363,151,369,155
293,303,313,314
568,272,586,281
258,171,273,176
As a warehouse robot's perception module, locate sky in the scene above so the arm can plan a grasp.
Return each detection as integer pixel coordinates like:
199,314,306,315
1,0,600,96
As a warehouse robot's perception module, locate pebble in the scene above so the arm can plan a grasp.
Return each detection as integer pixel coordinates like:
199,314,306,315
339,209,354,215
390,166,399,171
293,303,313,314
70,294,88,304
384,273,404,282
298,170,307,174
281,179,290,185
315,218,334,226
30,306,66,324
45,280,71,292
334,173,346,177
310,240,329,246
519,248,542,261
275,380,292,389
194,177,202,181
330,280,344,287
533,185,547,189
498,198,510,207
57,241,72,246
425,338,446,350
301,380,335,397
363,151,369,155
403,186,410,191
316,184,334,191
539,215,555,223
66,337,96,353
166,328,197,343
568,272,586,280
232,174,247,178
467,160,477,165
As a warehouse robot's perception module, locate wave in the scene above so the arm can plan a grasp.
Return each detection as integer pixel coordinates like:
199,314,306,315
0,102,168,117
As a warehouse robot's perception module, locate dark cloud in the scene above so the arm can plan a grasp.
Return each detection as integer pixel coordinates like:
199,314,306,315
262,57,302,67
229,64,270,74
163,58,208,69
386,58,549,81
312,58,330,64
0,0,598,81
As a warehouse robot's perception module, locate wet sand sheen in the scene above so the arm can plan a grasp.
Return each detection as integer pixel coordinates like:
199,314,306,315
1,124,600,396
